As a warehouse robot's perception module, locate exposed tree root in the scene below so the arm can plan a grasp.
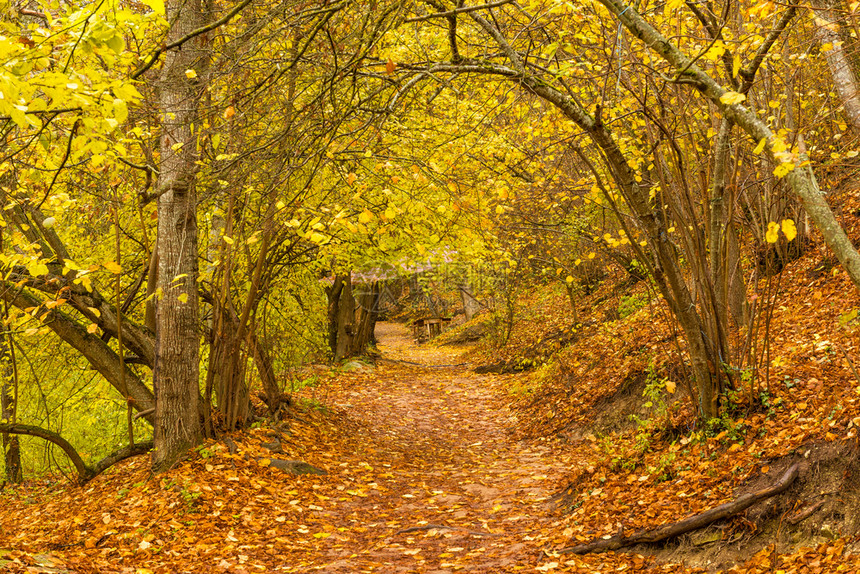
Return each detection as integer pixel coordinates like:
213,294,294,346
557,463,800,555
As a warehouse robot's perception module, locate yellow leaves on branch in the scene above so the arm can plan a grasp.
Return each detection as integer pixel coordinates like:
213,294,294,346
719,91,746,105
103,261,123,274
765,219,797,243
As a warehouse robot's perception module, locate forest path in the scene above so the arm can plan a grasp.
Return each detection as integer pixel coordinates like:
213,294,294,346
297,322,582,573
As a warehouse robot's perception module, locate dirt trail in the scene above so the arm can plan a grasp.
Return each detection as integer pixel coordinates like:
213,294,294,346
301,322,581,572
0,322,590,574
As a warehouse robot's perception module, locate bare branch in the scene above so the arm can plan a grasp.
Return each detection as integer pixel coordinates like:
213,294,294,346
405,0,514,22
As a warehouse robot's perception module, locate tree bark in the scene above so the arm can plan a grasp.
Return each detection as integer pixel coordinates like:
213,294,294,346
352,281,380,355
152,0,208,472
1,376,21,484
459,283,481,321
813,0,860,130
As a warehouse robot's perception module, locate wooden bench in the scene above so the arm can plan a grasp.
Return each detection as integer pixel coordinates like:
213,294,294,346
410,317,451,340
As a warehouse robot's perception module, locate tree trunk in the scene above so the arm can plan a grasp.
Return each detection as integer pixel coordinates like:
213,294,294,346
250,329,283,414
326,274,379,361
352,281,380,354
208,303,250,431
1,375,21,484
152,0,207,472
813,0,860,130
709,118,748,328
459,283,481,321
335,276,356,360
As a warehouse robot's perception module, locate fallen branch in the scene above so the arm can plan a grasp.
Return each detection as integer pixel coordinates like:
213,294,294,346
557,463,800,554
787,499,825,525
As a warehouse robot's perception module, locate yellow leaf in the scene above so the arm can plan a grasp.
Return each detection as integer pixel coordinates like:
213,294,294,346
28,261,49,277
753,138,767,154
223,236,235,245
103,261,123,274
665,380,676,394
704,40,726,62
184,69,198,79
771,137,787,153
347,172,357,185
384,207,397,219
732,53,741,77
773,162,795,178
178,293,188,303
87,323,99,334
781,219,797,242
140,0,164,14
765,222,780,243
223,105,235,119
259,458,271,467
719,91,746,105
565,275,574,283
359,210,373,224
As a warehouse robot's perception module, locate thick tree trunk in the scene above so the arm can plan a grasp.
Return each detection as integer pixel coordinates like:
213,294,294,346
352,281,380,354
326,274,379,361
335,277,356,360
152,0,207,472
813,0,860,130
459,283,481,321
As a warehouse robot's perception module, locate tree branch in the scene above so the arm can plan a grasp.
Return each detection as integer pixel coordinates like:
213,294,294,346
405,0,513,22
